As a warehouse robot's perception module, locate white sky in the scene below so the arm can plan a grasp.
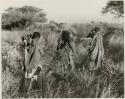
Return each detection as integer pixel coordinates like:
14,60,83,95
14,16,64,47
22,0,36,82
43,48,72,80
0,0,123,23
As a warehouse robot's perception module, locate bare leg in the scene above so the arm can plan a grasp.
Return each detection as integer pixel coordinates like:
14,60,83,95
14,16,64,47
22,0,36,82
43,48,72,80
28,77,37,92
69,51,75,70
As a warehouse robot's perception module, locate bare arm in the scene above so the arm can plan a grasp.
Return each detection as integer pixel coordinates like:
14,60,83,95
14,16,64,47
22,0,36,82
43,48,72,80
89,36,97,53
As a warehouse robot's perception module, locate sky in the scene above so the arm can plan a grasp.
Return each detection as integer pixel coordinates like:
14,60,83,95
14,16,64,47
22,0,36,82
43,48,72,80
0,0,123,23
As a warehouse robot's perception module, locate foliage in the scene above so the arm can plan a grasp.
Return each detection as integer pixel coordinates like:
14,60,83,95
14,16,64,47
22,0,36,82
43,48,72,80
1,18,124,98
2,6,47,30
102,1,124,18
2,67,21,98
2,40,23,98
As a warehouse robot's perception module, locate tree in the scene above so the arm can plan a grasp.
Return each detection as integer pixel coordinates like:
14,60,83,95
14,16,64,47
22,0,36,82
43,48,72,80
102,1,124,18
2,6,47,30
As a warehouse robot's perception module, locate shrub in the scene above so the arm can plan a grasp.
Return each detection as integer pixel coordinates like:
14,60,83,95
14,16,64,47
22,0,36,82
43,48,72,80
2,67,20,98
1,21,124,98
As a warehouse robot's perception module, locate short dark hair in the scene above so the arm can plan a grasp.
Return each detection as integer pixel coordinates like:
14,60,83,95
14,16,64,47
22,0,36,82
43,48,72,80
87,27,100,38
32,32,40,39
94,27,100,32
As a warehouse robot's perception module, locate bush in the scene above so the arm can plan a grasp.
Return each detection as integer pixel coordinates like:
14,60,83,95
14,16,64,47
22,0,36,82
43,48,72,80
2,67,21,98
1,21,124,98
2,6,47,30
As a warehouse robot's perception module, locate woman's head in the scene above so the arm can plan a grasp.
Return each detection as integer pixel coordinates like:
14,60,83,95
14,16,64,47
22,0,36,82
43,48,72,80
87,27,100,38
32,32,40,39
32,32,41,44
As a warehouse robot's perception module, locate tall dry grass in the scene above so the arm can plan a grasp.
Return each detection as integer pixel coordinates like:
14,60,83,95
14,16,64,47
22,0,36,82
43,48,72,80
1,22,124,98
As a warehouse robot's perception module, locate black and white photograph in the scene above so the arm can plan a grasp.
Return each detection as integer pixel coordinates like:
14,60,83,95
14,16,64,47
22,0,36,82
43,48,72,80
1,0,124,98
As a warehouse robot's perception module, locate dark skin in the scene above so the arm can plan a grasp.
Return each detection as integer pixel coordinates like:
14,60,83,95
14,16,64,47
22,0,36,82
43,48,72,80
86,27,104,68
20,32,41,92
57,30,73,52
87,27,100,38
21,32,41,72
87,27,100,51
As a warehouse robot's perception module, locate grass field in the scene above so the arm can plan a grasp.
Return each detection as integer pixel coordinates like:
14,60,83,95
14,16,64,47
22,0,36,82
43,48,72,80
2,22,124,98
